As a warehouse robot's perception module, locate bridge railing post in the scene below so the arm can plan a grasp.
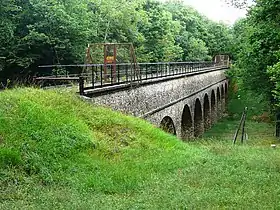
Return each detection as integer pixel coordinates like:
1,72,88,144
79,76,85,96
100,65,103,87
117,64,120,83
111,65,113,84
91,66,94,88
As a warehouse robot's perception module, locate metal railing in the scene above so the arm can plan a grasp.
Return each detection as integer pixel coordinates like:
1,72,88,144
37,60,229,94
82,61,229,90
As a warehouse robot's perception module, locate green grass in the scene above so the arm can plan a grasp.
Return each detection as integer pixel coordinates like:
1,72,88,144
203,118,275,142
1,88,280,209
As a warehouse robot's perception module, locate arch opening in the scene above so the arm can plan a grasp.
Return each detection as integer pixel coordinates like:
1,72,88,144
160,116,176,135
225,83,228,95
211,90,216,124
217,87,221,119
203,94,211,131
221,84,226,113
225,83,229,103
194,99,203,137
181,104,193,140
221,84,225,99
217,87,221,102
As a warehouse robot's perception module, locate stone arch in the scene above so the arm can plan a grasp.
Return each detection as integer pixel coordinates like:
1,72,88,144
194,98,203,137
181,104,193,140
203,94,211,130
211,89,216,124
160,116,176,135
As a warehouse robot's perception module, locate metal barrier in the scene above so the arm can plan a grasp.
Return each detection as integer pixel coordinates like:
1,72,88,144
83,61,228,90
38,61,229,94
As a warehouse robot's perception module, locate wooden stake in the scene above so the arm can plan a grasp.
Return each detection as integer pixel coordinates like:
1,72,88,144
241,107,248,143
233,109,245,144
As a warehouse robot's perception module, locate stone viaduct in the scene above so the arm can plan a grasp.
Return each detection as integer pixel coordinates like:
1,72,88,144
82,67,228,140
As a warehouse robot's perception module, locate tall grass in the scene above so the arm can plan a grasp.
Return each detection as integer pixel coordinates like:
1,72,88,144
1,87,280,209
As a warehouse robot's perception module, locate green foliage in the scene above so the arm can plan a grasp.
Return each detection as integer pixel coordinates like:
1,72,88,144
232,0,280,108
224,0,252,8
165,2,233,61
0,0,233,83
226,66,270,120
137,1,183,62
268,58,280,108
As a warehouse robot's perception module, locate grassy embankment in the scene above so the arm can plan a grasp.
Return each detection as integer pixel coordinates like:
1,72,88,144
0,87,279,209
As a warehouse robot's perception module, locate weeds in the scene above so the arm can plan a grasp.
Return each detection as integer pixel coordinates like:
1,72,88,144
0,88,279,209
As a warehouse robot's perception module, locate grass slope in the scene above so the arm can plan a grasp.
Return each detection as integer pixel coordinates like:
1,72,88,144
0,88,280,209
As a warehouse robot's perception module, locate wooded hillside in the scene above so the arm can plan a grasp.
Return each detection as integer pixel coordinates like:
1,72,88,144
0,0,233,84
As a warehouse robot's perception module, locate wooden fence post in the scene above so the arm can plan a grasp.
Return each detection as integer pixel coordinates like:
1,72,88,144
241,107,248,143
233,107,248,144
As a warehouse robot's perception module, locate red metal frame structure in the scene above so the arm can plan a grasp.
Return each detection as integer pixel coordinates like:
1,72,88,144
84,43,140,82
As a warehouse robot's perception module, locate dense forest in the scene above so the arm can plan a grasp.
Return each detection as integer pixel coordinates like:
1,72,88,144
1,0,280,110
230,0,280,112
0,0,233,84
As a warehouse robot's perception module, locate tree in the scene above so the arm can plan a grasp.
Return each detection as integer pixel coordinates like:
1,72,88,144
138,0,183,62
165,1,233,61
0,0,234,83
232,0,280,108
223,0,254,8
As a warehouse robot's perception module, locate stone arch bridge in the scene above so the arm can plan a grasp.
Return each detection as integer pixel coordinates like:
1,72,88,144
79,59,229,140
